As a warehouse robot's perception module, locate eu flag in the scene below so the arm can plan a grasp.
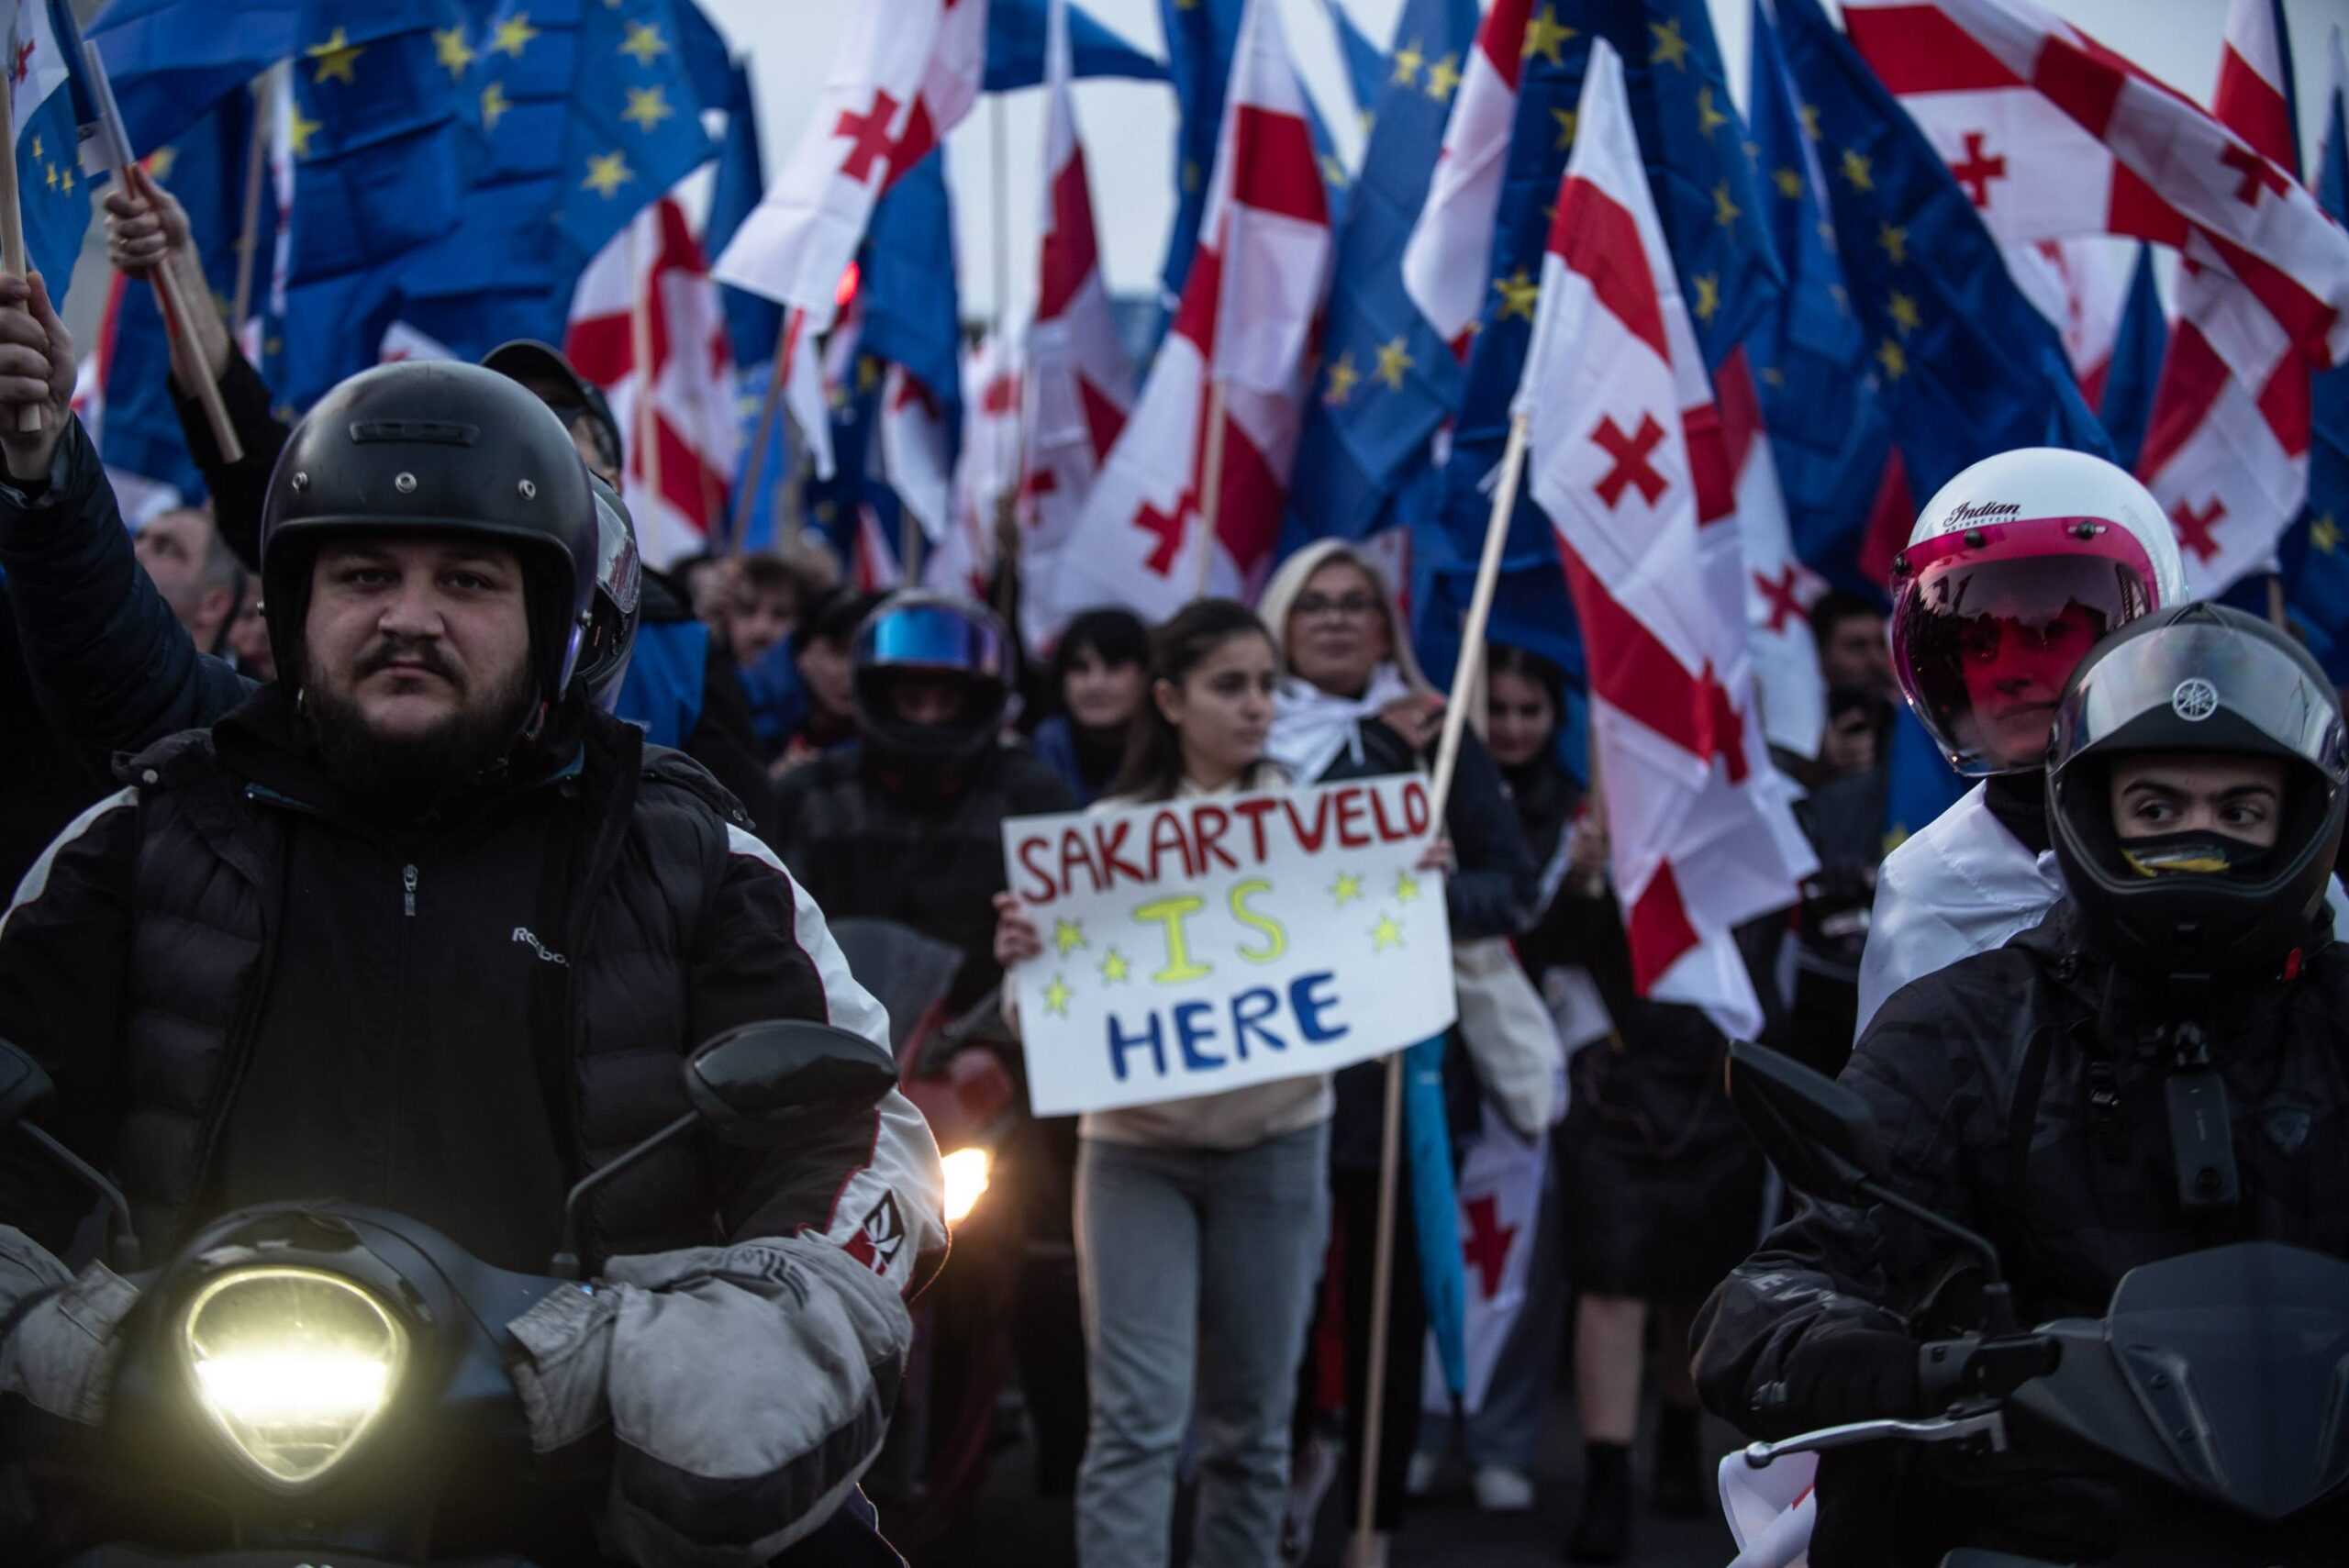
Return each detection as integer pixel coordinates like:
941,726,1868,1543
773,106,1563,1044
1744,0,1889,594
860,148,963,459
1771,0,2112,513
399,0,721,360
84,0,295,154
985,0,1166,91
1284,0,1476,554
706,58,779,374
2094,244,2165,473
2282,38,2349,681
1319,0,1385,124
272,1,477,409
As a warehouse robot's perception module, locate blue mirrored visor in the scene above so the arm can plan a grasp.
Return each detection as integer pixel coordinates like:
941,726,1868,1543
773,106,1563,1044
856,602,1007,680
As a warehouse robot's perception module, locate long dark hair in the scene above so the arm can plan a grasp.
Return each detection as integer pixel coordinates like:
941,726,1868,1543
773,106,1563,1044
1108,599,1274,803
1049,607,1151,709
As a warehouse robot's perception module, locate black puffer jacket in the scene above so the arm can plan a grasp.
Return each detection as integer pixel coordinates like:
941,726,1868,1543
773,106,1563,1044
1694,902,2349,1559
0,692,945,1563
772,740,1077,1011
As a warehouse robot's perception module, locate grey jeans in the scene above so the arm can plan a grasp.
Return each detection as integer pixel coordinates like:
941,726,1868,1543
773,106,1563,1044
1074,1121,1331,1568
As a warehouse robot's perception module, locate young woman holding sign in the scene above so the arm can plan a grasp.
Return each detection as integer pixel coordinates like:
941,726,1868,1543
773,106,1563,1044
995,599,1333,1568
1256,541,1540,1568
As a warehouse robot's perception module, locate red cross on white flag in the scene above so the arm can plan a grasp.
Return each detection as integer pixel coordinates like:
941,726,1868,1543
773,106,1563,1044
1514,38,1815,1040
713,0,985,374
1842,0,2349,372
1401,0,1531,357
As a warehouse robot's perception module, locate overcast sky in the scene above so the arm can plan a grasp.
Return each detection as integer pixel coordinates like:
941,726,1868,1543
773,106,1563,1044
694,0,2347,330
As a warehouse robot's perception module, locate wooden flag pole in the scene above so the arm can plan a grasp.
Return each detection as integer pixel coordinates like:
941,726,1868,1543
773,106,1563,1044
83,40,240,462
228,69,272,337
629,216,661,532
0,63,39,434
1190,379,1229,601
990,95,1023,621
1352,410,1531,1564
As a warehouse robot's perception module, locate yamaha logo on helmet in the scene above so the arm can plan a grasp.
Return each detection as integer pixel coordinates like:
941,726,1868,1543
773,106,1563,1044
2171,678,2220,722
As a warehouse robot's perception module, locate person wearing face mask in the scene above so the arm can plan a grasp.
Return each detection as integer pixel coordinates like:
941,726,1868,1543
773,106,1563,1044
1257,542,1537,1568
1695,602,2349,1565
1857,448,2189,1036
996,599,1330,1568
1032,607,1152,806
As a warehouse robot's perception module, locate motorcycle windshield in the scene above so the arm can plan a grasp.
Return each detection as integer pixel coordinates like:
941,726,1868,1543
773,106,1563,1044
2108,1243,2349,1520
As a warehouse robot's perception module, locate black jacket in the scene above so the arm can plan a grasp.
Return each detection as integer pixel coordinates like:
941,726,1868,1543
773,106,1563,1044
772,740,1076,1011
1694,903,2349,1556
0,691,945,1562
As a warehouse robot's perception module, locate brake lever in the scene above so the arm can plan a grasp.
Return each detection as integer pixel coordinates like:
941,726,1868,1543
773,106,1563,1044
1920,1333,2064,1407
1742,1405,2008,1469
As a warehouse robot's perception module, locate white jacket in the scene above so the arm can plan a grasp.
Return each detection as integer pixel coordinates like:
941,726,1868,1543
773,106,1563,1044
1856,783,2349,1040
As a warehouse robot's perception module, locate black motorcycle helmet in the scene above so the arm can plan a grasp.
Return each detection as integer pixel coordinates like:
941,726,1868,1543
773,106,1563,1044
259,361,599,713
2047,602,2348,983
579,476,643,709
851,592,1012,767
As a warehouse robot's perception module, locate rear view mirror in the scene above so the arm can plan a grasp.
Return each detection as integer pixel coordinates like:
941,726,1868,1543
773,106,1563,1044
0,1040,54,1130
1728,1039,1885,1203
686,1020,899,1140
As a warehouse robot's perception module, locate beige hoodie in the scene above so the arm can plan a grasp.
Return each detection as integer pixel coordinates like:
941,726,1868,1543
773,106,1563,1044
1076,766,1334,1151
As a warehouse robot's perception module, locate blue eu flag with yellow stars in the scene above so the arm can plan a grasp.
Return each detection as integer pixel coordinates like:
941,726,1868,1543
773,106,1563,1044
400,0,720,358
2281,41,2349,681
1284,0,1475,554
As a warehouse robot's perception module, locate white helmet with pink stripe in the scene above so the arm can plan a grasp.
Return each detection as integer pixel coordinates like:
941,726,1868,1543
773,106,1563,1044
1891,447,2188,776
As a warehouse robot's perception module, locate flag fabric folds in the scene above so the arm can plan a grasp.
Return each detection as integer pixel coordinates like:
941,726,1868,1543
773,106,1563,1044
2096,244,2167,472
1516,37,1813,1038
2283,28,2349,679
1037,0,1330,635
983,0,1164,92
12,0,95,307
1399,0,1527,358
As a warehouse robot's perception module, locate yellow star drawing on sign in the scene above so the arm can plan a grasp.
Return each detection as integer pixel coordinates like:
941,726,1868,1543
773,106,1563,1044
481,81,512,131
1371,912,1405,951
1053,917,1087,957
1494,270,1539,321
1649,17,1690,70
1773,166,1803,199
1324,351,1360,406
2314,515,2342,553
1042,975,1073,1018
1395,870,1422,905
492,12,539,56
1839,148,1872,192
1099,948,1131,984
1522,6,1574,67
619,20,668,65
1695,85,1728,139
1887,290,1922,337
287,105,323,159
1392,37,1424,87
1374,337,1414,390
1798,104,1821,143
1876,338,1908,380
622,84,673,133
1552,106,1577,150
1426,54,1461,103
433,26,474,79
582,150,634,198
1712,180,1741,228
307,27,364,85
1330,871,1364,906
1692,272,1720,323
1877,220,1909,265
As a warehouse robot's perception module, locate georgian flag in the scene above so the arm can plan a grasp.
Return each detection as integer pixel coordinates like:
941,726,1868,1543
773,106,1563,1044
2134,0,2308,599
1019,0,1134,640
1400,0,1531,357
2004,237,2139,396
1516,38,1815,1040
713,0,985,334
1033,0,1330,635
929,329,1024,601
1841,0,2349,371
565,197,740,569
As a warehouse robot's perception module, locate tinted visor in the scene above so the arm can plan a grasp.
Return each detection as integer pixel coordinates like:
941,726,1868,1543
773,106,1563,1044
2050,618,2349,784
856,601,1008,682
1895,548,2151,774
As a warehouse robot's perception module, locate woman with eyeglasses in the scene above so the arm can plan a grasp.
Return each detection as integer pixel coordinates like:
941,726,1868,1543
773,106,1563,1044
1256,542,1538,1568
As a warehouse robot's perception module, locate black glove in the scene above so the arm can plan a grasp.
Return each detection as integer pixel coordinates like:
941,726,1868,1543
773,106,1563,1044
1777,1325,1922,1429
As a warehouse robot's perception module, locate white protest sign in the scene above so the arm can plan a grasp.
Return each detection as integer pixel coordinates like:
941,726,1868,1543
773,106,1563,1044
1002,778,1458,1118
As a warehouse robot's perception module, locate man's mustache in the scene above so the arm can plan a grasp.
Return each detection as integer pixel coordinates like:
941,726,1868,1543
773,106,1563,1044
356,639,461,685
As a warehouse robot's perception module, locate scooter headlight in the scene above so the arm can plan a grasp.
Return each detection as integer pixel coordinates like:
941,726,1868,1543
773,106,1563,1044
178,1265,408,1488
941,1146,992,1225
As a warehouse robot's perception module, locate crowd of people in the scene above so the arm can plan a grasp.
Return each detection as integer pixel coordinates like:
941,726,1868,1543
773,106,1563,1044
4,156,2349,1568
